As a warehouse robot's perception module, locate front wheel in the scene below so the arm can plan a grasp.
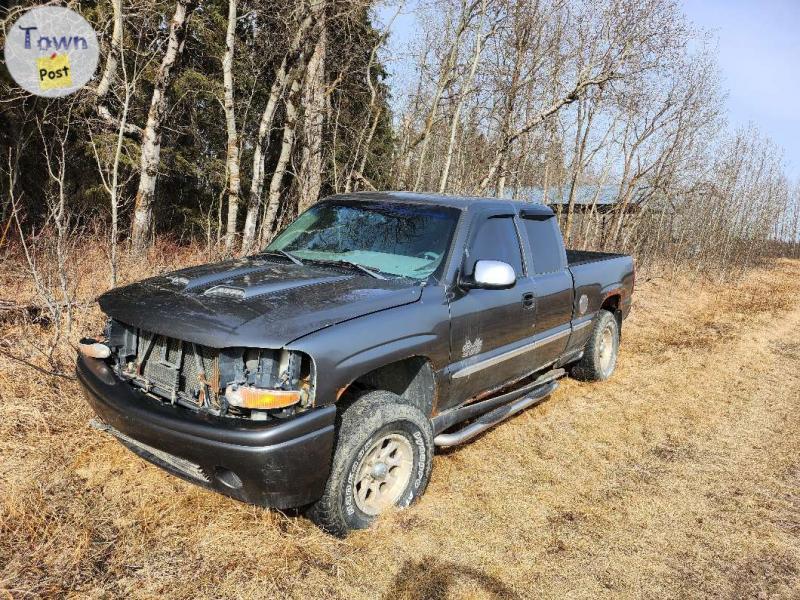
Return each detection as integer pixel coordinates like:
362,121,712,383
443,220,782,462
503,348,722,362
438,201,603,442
307,390,433,536
571,309,620,381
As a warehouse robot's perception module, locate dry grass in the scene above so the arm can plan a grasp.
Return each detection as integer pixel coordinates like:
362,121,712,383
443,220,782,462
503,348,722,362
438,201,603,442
1,246,799,599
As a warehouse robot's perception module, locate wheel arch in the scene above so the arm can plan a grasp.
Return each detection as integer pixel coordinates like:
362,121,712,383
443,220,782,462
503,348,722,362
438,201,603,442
338,356,438,417
601,293,623,332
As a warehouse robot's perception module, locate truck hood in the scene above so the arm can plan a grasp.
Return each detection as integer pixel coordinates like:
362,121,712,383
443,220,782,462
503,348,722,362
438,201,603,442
98,257,423,348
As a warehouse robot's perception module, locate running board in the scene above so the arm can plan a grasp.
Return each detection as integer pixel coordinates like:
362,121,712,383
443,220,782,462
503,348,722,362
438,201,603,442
432,368,565,435
433,378,560,448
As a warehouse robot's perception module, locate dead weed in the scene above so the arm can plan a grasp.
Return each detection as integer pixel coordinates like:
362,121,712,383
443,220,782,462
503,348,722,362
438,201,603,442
1,246,799,599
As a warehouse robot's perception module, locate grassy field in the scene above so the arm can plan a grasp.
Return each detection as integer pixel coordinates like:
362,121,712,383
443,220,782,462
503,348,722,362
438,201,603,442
1,252,799,599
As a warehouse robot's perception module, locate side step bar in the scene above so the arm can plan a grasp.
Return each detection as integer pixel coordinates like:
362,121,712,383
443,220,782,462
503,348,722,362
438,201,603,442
432,368,564,435
433,371,563,448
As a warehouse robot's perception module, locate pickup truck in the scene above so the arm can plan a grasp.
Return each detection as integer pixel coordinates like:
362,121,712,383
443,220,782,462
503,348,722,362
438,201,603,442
78,192,634,536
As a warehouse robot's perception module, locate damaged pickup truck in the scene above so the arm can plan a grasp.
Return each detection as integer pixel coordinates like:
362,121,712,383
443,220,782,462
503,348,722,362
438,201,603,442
78,192,634,535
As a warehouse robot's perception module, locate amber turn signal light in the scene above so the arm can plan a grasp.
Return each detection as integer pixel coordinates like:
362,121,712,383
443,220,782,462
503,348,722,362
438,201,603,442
225,385,301,410
78,338,111,359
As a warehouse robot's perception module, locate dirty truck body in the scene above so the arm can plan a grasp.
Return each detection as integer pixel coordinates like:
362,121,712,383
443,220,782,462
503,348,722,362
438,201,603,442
79,192,634,534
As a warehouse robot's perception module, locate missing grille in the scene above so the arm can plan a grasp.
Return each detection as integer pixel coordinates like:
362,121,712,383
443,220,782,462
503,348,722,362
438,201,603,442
118,325,222,410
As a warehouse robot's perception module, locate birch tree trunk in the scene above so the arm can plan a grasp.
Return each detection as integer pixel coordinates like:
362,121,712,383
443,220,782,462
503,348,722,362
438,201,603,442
240,12,315,254
342,7,398,193
297,30,326,214
352,107,381,191
258,79,301,247
96,0,122,98
223,0,241,252
346,21,390,194
411,53,456,191
94,0,141,138
496,153,509,197
438,0,486,193
130,0,197,252
109,81,130,287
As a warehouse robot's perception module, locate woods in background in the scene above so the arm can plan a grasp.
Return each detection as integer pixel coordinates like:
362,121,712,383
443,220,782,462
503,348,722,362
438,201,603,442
1,0,799,281
2,0,394,262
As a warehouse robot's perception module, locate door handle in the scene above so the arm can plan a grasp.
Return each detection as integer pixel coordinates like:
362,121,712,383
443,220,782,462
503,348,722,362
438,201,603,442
522,292,535,310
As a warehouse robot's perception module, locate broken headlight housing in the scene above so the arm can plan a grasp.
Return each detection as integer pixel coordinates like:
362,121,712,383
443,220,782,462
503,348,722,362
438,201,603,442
220,347,315,419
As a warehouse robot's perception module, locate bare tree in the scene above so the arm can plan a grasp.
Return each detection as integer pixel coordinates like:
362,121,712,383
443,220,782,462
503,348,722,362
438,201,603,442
411,0,483,191
130,0,199,252
9,108,84,362
89,45,138,287
438,0,490,192
96,0,122,98
343,6,401,194
297,27,326,213
240,8,317,254
476,72,618,194
222,0,242,252
93,0,143,139
259,78,301,246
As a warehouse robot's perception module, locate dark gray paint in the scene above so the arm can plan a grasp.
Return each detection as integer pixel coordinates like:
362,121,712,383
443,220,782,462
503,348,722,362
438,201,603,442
84,191,635,509
96,192,633,416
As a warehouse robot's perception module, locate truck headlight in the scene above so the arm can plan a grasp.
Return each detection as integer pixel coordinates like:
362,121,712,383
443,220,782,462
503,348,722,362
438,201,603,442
224,385,302,410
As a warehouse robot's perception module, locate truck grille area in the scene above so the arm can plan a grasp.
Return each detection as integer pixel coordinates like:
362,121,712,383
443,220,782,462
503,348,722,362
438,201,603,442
105,318,314,419
111,320,222,411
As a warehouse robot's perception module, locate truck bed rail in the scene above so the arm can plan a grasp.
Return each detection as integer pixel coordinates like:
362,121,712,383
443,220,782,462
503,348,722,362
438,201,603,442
566,249,628,266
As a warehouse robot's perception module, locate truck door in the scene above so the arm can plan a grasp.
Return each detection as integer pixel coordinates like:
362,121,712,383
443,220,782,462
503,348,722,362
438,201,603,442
445,211,539,407
518,212,574,366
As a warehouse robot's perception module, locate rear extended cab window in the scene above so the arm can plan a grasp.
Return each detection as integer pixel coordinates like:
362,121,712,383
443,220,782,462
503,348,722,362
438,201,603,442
521,216,566,274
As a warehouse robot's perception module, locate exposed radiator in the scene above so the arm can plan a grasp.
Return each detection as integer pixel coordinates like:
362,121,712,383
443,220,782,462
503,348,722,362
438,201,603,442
112,320,221,409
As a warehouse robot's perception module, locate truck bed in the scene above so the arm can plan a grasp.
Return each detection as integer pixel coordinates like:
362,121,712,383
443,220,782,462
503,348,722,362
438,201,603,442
566,249,628,266
566,249,635,320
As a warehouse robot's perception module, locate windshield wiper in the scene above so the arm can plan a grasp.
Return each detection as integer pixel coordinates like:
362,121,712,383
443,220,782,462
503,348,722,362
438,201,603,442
262,250,303,265
307,258,387,280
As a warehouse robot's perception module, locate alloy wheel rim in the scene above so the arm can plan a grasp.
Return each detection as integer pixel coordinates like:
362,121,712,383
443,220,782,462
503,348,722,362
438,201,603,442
353,433,413,516
598,325,616,374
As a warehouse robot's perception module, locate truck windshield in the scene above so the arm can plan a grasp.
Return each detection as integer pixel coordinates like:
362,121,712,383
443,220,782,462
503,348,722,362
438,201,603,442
265,201,460,279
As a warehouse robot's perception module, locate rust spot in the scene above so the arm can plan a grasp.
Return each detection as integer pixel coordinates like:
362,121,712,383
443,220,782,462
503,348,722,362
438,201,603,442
210,358,220,394
197,371,208,406
335,386,349,401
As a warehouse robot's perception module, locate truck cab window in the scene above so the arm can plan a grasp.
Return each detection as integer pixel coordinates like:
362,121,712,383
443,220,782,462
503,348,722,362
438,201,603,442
469,216,523,275
522,217,564,274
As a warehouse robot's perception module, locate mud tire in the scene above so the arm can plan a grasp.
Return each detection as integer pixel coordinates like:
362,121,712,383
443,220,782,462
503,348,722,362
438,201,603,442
571,309,620,382
307,390,433,537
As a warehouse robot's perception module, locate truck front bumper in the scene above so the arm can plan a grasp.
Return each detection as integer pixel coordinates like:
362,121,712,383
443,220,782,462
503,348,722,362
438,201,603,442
77,354,336,509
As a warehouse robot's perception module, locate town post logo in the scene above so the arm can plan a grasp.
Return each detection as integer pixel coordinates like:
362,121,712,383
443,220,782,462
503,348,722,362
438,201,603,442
4,6,99,97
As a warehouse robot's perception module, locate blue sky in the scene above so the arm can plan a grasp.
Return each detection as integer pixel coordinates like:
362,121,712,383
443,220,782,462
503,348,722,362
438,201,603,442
378,0,800,179
683,0,800,178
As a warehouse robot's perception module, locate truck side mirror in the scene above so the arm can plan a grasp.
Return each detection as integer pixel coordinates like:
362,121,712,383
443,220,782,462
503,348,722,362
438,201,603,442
469,260,516,289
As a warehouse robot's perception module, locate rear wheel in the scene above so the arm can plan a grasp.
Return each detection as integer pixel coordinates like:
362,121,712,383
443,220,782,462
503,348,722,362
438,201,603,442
307,390,433,536
571,309,620,381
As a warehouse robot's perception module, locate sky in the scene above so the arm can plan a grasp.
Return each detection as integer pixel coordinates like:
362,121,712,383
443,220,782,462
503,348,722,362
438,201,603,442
377,0,800,180
682,0,800,179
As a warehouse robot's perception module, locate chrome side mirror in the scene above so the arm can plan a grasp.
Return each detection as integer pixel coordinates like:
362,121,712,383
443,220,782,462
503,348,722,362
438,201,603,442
472,260,516,289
